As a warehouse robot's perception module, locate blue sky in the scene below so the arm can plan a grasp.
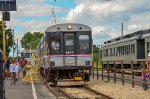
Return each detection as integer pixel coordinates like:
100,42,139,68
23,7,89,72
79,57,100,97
1,0,150,56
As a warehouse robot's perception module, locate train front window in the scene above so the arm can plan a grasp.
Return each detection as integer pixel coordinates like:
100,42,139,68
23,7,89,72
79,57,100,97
79,35,89,50
50,36,61,51
65,34,74,46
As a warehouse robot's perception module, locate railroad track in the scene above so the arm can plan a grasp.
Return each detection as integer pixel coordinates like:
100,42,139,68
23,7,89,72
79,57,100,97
45,82,71,99
83,85,113,99
45,82,113,99
61,85,113,99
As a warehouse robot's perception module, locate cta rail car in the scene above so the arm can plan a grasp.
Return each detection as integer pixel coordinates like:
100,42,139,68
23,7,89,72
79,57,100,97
102,29,150,69
38,23,92,86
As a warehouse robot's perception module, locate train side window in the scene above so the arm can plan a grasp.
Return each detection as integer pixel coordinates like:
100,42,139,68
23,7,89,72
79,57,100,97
131,44,133,54
147,42,149,50
147,42,150,55
119,47,121,55
79,35,89,50
113,48,115,56
122,46,124,55
128,45,130,54
117,47,119,55
133,44,135,54
106,49,108,56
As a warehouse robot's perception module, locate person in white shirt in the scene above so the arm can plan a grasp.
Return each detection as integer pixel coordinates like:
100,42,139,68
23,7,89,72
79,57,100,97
9,60,19,84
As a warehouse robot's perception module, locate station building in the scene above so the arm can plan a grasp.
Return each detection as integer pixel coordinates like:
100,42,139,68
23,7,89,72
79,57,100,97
20,49,36,61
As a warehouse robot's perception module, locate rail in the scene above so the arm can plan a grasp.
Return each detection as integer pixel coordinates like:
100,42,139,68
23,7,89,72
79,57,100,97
45,82,72,99
45,81,113,99
83,85,113,99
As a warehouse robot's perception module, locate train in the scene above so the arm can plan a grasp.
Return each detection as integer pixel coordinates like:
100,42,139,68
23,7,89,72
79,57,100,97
101,29,150,69
37,23,93,86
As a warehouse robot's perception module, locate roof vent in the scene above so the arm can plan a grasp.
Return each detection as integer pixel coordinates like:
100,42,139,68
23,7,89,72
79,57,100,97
79,27,82,30
57,27,60,30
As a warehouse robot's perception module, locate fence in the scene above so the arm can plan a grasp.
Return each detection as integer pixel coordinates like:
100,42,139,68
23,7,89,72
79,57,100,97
92,60,150,91
0,51,5,99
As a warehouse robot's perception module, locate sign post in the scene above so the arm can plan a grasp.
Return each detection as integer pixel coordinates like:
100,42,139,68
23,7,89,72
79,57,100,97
1,15,6,62
0,0,17,61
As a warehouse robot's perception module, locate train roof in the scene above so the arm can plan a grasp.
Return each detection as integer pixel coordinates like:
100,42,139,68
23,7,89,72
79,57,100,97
102,36,140,47
45,23,92,32
104,29,150,45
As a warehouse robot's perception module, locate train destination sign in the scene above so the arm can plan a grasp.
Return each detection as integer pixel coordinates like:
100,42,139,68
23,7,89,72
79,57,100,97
0,0,16,11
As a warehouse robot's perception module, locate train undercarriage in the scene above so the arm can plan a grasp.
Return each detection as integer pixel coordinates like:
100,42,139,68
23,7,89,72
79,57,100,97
40,66,91,86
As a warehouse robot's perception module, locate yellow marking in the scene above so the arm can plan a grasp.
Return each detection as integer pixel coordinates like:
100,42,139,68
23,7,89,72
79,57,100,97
74,77,82,81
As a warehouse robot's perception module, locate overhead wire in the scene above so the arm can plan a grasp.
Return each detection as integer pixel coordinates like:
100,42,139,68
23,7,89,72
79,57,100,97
44,0,57,29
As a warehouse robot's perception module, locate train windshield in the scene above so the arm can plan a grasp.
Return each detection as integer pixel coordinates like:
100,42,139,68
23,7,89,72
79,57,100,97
50,36,61,50
79,35,89,50
65,34,74,46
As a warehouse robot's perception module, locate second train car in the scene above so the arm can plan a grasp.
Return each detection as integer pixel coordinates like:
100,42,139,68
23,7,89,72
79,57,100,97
38,23,92,86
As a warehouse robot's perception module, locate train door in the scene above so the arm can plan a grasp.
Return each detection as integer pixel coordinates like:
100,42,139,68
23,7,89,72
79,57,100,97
64,33,76,66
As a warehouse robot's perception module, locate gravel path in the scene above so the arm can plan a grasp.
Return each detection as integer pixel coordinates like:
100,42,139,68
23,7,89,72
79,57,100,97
87,78,150,99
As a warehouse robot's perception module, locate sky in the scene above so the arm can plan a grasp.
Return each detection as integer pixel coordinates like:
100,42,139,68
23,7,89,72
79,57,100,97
0,0,150,56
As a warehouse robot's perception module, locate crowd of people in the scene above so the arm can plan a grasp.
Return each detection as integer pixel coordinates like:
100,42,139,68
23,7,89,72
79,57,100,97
3,56,27,85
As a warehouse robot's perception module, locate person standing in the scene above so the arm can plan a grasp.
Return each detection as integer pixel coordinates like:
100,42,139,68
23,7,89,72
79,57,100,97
19,56,27,77
5,59,11,79
141,68,148,90
16,63,20,80
9,60,17,84
146,52,150,82
3,60,6,78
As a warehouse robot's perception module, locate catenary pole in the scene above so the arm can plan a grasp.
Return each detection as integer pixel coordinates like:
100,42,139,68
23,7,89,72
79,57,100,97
16,38,18,62
12,29,15,59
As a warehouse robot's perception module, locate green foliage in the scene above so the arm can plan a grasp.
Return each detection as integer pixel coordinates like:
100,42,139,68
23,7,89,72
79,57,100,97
0,21,14,56
20,32,43,49
93,45,102,61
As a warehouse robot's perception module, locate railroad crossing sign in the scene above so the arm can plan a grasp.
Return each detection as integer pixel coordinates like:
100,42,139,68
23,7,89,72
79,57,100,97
0,0,17,11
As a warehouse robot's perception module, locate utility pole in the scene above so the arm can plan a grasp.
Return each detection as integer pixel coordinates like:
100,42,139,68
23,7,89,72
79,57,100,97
121,22,123,39
2,13,6,62
16,38,18,63
52,8,56,24
12,29,15,59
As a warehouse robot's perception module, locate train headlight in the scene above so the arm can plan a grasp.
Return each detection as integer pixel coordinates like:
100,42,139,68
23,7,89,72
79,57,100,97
85,61,90,65
67,25,72,30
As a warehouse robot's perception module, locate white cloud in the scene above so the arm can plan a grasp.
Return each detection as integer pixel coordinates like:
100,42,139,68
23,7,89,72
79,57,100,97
62,0,150,44
2,0,150,47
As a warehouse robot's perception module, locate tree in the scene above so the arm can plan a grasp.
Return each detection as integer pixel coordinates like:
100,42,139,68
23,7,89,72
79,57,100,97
93,45,102,61
0,21,14,56
20,32,43,49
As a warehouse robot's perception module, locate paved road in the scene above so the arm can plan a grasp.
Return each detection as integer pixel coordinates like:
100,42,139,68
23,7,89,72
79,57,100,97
5,79,56,99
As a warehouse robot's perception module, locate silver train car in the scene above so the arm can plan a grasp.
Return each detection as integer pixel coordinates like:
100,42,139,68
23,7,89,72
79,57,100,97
37,23,92,86
102,29,150,69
